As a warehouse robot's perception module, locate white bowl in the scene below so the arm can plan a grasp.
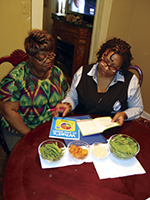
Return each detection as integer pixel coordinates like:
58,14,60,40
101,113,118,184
67,140,90,160
91,142,110,159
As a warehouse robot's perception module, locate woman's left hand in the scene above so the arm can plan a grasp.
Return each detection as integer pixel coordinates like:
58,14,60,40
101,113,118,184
111,112,127,126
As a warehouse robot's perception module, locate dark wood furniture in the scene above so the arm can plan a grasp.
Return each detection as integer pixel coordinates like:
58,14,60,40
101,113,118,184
3,115,150,200
51,14,92,80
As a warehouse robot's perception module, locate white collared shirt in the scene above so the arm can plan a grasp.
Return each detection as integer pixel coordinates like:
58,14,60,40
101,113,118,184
62,63,143,121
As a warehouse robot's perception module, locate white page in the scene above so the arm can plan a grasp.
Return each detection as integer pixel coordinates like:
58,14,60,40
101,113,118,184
94,117,119,131
77,120,101,135
77,117,119,136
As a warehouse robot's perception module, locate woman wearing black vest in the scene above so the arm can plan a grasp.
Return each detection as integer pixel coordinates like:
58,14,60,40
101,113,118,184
54,38,143,126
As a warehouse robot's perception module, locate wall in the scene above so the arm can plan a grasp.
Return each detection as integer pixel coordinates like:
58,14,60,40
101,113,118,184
107,0,150,115
43,0,57,34
89,0,113,62
32,0,44,29
127,0,150,116
89,0,150,115
0,0,45,82
0,0,31,81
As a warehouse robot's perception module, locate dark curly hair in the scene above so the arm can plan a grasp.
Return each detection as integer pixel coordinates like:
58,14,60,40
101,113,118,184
96,37,133,72
24,29,54,56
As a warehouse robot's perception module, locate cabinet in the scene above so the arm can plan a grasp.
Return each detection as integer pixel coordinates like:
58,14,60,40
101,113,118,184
51,14,92,81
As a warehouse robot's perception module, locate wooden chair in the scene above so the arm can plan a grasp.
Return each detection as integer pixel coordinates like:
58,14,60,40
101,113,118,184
0,49,28,67
127,64,143,87
0,49,28,154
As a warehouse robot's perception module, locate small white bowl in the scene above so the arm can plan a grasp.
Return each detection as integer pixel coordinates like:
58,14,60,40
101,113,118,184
67,140,90,160
91,142,110,159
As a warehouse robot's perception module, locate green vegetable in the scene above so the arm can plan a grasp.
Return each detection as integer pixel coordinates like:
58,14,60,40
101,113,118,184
110,134,138,155
40,142,65,161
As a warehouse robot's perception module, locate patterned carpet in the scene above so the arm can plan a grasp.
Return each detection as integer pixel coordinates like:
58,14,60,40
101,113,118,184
0,146,9,200
134,117,150,129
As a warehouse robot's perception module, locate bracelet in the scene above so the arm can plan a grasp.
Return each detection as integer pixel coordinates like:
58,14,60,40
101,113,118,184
63,102,72,111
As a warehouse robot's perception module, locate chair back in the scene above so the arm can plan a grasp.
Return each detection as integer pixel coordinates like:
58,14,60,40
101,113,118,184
127,64,143,87
0,49,28,67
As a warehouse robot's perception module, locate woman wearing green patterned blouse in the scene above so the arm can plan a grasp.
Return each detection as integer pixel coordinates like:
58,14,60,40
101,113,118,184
0,29,70,152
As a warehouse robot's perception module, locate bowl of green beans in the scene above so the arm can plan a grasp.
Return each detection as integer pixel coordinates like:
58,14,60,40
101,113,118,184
38,139,66,162
108,134,140,159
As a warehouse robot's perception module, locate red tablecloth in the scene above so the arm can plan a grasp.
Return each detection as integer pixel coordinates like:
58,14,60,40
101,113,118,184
3,117,150,200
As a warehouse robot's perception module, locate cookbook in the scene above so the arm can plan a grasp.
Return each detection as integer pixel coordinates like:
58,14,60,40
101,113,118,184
64,115,107,145
49,117,80,140
76,116,120,136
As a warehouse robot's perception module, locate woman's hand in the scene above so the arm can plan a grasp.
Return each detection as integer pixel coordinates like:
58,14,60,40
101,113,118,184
111,112,127,126
52,103,71,117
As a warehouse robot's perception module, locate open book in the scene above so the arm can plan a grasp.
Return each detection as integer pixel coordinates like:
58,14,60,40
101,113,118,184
76,117,120,136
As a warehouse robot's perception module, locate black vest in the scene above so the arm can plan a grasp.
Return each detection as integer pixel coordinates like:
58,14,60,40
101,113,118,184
74,64,133,118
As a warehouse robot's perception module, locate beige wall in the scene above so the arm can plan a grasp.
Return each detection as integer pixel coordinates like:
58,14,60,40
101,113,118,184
32,0,44,29
43,0,57,34
90,0,150,115
0,0,31,80
0,0,44,81
107,0,150,115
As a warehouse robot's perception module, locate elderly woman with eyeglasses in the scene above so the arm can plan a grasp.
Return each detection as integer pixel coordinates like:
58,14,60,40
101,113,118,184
0,29,70,151
54,37,143,125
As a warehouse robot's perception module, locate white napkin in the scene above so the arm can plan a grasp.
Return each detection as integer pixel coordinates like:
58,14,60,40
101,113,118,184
39,149,92,169
39,144,146,180
92,152,146,179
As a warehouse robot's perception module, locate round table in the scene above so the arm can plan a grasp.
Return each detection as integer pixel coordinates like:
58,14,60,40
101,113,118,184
3,117,150,200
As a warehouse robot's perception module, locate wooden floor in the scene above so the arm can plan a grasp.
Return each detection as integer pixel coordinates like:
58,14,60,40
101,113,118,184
0,146,9,200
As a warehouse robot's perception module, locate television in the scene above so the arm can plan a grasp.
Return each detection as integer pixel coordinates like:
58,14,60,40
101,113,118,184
66,0,97,24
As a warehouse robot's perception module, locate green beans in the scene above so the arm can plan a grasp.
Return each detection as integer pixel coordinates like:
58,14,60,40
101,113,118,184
40,142,65,161
110,134,138,155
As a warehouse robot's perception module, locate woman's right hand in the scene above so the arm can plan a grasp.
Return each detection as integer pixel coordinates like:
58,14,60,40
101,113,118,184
52,103,71,117
111,111,127,126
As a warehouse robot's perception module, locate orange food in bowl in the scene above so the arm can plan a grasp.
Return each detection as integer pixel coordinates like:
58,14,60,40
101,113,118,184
69,144,88,159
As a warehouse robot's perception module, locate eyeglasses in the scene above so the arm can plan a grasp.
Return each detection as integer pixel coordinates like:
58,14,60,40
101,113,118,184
100,59,118,73
33,53,56,63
